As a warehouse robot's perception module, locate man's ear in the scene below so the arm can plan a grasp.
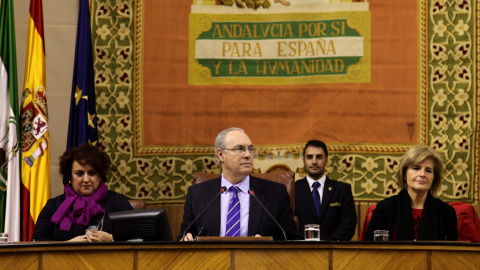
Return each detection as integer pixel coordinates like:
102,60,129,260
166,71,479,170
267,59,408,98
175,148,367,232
216,148,225,163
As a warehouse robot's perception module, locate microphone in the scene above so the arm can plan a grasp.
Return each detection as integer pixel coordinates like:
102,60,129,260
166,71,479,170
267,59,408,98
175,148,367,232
248,189,287,241
194,227,203,241
181,186,227,241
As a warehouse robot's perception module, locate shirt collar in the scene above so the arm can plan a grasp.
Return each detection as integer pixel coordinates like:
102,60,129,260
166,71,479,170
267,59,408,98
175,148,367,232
306,174,326,188
221,173,250,194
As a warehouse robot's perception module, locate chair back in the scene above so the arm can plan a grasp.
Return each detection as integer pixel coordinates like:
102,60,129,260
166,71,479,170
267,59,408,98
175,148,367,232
449,202,480,243
193,171,296,213
128,199,146,210
358,204,376,241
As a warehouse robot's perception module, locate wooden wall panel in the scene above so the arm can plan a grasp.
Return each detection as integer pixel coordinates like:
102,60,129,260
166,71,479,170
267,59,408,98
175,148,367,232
0,253,38,270
3,243,480,269
43,250,133,270
432,251,480,269
138,249,230,270
333,249,427,270
235,249,329,269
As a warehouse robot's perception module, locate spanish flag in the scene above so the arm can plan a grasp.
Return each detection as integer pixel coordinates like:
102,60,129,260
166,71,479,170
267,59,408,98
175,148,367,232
20,0,50,241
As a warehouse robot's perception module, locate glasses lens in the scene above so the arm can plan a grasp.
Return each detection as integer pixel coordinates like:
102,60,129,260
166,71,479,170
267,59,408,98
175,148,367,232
226,147,256,155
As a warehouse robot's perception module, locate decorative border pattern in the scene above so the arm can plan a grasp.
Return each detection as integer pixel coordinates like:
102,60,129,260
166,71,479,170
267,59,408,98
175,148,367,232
476,0,480,203
91,0,476,203
427,0,475,200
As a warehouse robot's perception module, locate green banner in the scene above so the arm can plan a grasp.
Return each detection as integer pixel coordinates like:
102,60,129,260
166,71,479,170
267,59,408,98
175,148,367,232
189,11,371,84
198,57,361,77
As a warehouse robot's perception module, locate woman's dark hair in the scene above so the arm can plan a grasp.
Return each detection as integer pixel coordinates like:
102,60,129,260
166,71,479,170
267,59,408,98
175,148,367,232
59,143,111,185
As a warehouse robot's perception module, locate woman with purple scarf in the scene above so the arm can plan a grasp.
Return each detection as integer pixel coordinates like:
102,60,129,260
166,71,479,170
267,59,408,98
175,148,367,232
32,143,133,242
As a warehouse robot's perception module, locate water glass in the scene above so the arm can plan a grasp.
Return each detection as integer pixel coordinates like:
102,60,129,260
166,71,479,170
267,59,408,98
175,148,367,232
304,224,320,241
0,233,8,243
86,215,104,235
86,225,99,235
373,230,389,241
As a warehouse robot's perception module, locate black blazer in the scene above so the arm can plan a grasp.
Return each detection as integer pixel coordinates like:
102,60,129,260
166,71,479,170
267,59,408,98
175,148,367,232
176,176,301,240
363,190,458,241
32,191,133,241
295,177,357,240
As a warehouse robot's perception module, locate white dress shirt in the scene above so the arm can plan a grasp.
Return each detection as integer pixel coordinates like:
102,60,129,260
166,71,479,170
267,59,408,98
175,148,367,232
306,174,326,204
220,174,250,237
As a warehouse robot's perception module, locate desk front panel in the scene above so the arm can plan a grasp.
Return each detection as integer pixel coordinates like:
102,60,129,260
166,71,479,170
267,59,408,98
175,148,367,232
2,242,480,269
0,252,38,270
43,250,134,270
432,250,480,269
333,249,427,270
235,248,329,269
138,249,231,269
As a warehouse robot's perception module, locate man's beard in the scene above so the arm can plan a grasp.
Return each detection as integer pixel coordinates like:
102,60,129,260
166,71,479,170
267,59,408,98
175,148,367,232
307,167,325,180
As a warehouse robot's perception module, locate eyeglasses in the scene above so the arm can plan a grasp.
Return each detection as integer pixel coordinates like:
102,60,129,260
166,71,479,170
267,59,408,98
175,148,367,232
224,147,256,155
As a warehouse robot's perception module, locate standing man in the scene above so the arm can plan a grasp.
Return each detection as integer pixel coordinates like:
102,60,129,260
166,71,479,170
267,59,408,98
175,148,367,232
295,140,357,240
177,127,301,241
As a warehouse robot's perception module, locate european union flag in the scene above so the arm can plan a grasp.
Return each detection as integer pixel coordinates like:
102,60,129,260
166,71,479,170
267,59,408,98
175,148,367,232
67,0,97,149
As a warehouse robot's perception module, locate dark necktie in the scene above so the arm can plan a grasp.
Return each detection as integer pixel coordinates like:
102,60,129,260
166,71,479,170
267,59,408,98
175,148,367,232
225,186,240,237
312,182,321,217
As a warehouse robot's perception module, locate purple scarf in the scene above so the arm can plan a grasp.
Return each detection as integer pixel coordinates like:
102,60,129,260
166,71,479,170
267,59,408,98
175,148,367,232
51,181,108,231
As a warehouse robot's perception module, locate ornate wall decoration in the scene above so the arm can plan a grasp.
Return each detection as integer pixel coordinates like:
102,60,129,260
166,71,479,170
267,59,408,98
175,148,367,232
91,0,477,203
427,0,475,200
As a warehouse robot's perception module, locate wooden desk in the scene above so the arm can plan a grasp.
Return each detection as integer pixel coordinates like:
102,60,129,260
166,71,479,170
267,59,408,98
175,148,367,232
1,241,480,269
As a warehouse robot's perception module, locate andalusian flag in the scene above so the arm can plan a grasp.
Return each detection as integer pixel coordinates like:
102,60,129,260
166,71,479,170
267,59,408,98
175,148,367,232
20,0,50,241
67,0,98,149
0,0,21,242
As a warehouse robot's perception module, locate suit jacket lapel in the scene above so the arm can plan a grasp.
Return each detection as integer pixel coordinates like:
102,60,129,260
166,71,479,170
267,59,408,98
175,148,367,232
205,178,221,236
248,177,263,236
318,177,334,222
298,178,319,220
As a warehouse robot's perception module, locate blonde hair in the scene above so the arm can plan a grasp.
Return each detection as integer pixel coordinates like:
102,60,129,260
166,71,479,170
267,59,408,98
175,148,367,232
396,145,444,195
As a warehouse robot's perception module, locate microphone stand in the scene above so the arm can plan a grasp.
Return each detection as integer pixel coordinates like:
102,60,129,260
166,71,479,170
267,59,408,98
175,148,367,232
248,189,287,241
181,186,227,241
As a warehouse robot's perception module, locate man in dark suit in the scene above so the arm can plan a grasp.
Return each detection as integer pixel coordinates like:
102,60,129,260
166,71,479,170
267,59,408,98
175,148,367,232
177,127,301,241
295,140,357,240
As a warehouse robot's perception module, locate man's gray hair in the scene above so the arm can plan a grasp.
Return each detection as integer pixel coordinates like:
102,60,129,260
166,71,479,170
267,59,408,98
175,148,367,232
214,127,245,164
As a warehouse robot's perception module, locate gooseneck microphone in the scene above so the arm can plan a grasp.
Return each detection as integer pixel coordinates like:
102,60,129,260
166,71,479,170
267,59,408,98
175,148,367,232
181,186,228,241
248,189,287,241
